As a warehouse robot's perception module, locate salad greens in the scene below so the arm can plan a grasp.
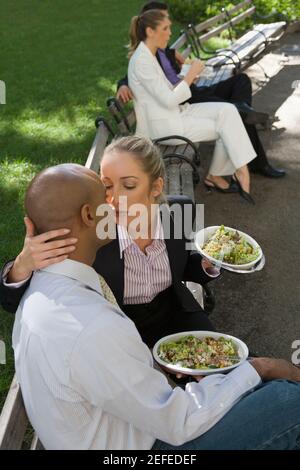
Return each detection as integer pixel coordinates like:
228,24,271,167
158,335,239,369
202,225,260,265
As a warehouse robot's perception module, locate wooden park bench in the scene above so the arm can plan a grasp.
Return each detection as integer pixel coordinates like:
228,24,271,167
185,0,287,82
106,97,202,203
0,375,43,450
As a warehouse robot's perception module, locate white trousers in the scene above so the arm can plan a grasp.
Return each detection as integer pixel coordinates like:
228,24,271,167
180,101,256,176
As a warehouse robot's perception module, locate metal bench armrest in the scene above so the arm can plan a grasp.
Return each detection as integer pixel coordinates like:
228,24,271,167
95,116,115,136
206,52,241,69
153,135,201,165
107,96,132,133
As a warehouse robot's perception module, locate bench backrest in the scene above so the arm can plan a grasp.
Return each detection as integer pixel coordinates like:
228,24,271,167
170,0,255,59
107,97,136,136
194,0,254,37
183,0,255,59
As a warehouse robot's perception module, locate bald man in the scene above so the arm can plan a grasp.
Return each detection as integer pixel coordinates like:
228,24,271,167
11,163,300,450
13,164,300,450
23,163,113,259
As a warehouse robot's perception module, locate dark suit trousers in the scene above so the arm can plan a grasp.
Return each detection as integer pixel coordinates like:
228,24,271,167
122,286,214,348
188,73,268,171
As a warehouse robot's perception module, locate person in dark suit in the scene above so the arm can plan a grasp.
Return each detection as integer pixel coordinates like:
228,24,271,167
0,136,218,348
116,1,285,179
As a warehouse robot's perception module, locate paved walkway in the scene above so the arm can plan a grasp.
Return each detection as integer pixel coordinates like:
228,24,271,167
194,30,300,360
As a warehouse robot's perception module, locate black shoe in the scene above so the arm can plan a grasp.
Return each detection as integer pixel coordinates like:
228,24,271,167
251,164,286,178
204,178,239,194
235,102,269,126
232,175,255,205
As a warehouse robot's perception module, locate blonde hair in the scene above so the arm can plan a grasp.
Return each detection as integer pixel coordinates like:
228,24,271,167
128,9,167,57
103,135,166,204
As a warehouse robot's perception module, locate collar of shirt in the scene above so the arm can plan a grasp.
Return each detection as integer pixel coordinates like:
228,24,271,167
41,259,103,297
117,211,164,259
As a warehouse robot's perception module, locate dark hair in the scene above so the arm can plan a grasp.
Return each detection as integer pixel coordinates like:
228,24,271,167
141,2,168,13
128,9,167,56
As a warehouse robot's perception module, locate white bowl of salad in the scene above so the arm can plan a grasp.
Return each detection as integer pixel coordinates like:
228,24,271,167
195,225,263,270
153,331,249,376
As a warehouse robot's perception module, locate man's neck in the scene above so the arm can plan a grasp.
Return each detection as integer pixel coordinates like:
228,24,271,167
68,242,97,267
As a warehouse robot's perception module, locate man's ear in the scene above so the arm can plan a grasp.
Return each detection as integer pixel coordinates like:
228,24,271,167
80,204,96,227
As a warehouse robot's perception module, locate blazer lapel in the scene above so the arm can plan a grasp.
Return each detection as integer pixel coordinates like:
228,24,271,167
161,209,180,284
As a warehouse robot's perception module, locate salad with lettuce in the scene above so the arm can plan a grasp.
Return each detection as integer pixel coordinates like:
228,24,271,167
202,225,260,265
158,335,239,369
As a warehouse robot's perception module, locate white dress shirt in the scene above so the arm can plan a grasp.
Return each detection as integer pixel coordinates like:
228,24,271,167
12,259,261,450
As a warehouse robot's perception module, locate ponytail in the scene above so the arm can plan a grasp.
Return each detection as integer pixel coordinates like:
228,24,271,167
128,16,140,57
128,9,167,57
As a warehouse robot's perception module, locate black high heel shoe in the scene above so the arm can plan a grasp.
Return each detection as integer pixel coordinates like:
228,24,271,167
232,174,255,205
204,178,239,194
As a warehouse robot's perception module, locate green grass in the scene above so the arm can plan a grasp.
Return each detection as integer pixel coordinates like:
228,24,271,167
0,0,214,413
0,0,151,411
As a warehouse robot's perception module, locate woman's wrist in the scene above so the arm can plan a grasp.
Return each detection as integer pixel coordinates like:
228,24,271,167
7,254,32,283
183,74,194,87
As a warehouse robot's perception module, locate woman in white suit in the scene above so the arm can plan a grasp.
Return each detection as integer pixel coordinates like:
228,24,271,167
128,9,257,203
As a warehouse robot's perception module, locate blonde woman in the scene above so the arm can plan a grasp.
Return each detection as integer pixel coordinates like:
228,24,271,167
128,10,257,203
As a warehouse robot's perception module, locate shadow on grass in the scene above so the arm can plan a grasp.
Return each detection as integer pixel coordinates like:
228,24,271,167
0,126,105,165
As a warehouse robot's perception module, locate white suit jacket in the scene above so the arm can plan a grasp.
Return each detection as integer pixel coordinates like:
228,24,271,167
128,42,192,140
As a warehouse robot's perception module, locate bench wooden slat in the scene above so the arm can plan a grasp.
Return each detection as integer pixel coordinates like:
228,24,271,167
163,158,195,202
180,162,195,202
229,6,256,29
126,109,136,131
199,18,234,43
85,121,111,173
30,433,44,450
171,32,188,51
196,64,235,87
165,160,181,195
199,7,256,43
181,45,192,59
0,375,28,450
194,0,253,34
194,11,228,35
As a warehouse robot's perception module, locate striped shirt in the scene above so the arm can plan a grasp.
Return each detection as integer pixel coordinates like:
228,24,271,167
117,215,172,305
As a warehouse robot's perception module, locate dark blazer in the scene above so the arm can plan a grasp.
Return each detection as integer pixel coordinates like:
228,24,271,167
0,197,215,315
